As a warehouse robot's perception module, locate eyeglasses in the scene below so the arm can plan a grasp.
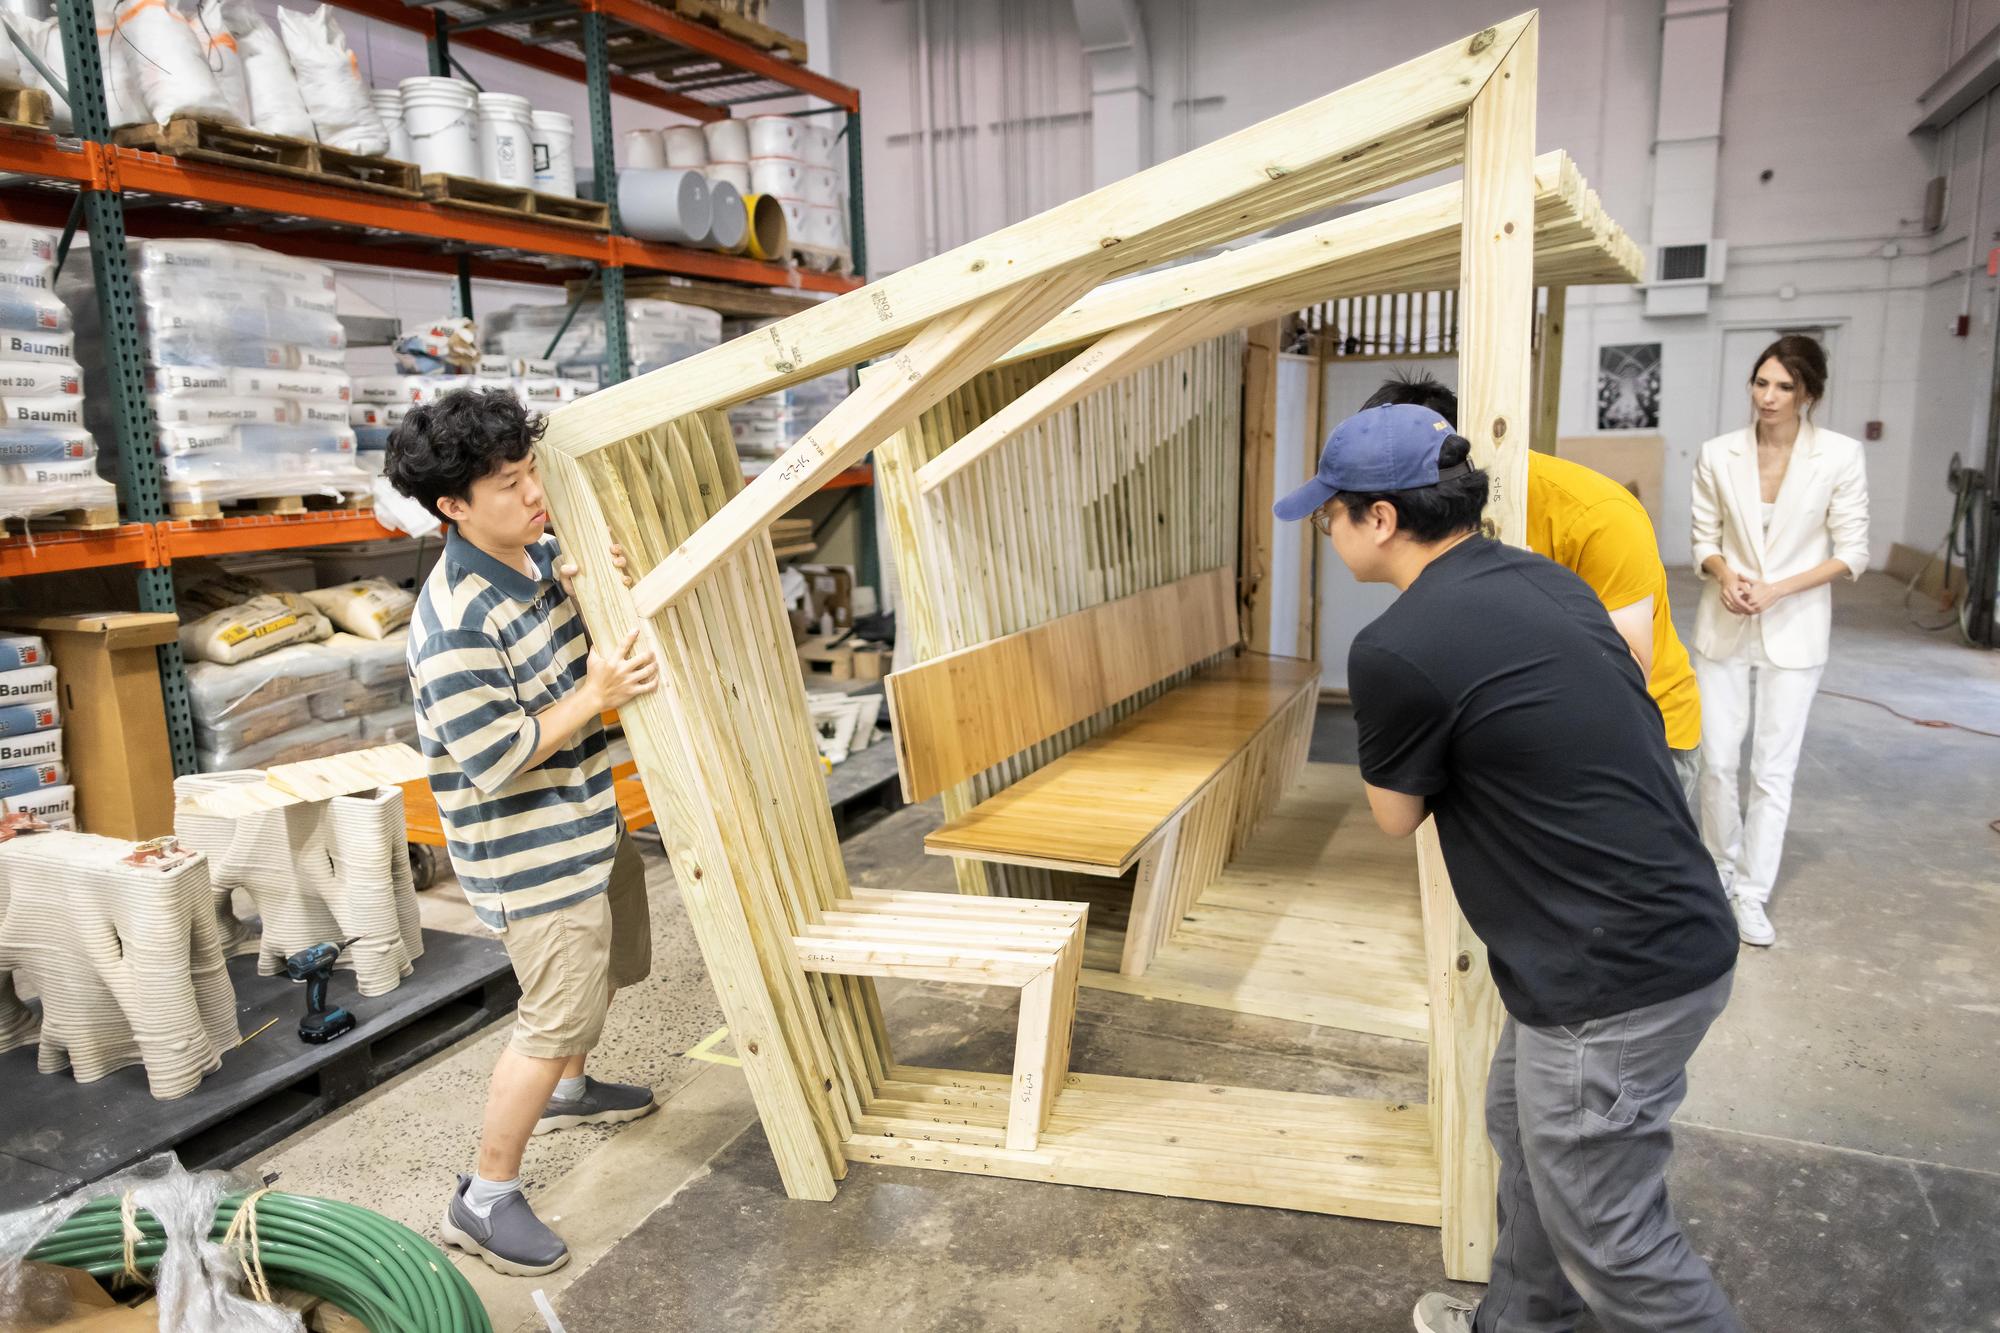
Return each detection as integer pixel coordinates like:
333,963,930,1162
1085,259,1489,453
1310,506,1338,536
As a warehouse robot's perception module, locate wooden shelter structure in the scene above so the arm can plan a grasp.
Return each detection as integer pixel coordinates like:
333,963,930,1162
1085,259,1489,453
536,12,1641,1281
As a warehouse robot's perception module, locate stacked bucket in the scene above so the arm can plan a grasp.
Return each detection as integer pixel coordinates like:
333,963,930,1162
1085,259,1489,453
378,78,577,198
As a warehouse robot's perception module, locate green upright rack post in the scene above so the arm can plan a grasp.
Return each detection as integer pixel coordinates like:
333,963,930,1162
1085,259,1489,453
582,6,630,386
57,1,197,778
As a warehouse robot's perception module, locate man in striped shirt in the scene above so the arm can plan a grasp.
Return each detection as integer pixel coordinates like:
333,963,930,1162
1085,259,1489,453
387,389,659,1276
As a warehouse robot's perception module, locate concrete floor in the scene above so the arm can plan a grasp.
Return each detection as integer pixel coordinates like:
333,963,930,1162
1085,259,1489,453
258,572,2000,1331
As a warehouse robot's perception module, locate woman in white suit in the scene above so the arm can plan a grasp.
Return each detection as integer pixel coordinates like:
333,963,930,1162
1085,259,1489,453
1690,334,1869,947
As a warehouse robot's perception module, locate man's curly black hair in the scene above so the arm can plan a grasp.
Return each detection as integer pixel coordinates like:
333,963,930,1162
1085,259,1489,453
383,388,546,522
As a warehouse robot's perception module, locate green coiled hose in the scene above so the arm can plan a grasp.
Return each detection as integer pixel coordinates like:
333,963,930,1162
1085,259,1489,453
25,1190,491,1333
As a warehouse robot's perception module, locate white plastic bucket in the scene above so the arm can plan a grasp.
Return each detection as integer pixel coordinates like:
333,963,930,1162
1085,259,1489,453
802,165,838,208
478,92,536,188
750,156,803,199
398,77,479,178
747,115,799,159
776,197,809,248
623,128,664,169
663,125,708,167
371,88,413,162
618,168,712,245
806,205,844,250
703,117,750,163
530,110,576,198
704,179,747,252
706,161,750,194
797,123,836,166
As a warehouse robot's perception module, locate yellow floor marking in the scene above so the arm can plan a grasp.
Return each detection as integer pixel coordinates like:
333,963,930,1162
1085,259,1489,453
683,1025,742,1067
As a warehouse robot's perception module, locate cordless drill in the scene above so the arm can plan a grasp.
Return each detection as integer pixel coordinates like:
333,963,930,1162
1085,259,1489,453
286,937,360,1044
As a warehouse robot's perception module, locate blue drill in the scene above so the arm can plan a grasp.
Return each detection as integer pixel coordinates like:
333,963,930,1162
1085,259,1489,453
286,936,360,1044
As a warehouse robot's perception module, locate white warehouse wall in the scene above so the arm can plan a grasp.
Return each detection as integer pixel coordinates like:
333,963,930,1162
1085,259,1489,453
832,0,1970,567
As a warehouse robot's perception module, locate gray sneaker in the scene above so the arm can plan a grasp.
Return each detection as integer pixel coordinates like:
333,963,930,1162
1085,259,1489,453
439,1175,569,1277
1412,1292,1477,1333
534,1076,657,1135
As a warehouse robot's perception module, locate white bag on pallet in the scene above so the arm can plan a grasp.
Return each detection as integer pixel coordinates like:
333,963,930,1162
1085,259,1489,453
193,0,251,125
302,578,414,639
277,5,387,154
108,0,241,127
215,0,314,140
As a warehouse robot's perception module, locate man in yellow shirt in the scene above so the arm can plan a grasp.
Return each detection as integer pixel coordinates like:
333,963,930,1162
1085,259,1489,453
1364,376,1701,797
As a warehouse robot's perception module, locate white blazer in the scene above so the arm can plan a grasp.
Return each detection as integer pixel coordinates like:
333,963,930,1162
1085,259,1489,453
1690,423,1869,670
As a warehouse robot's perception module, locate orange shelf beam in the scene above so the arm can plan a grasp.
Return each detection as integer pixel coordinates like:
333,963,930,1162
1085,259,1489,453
614,236,859,293
0,524,155,577
327,0,724,122
157,509,400,562
588,0,861,111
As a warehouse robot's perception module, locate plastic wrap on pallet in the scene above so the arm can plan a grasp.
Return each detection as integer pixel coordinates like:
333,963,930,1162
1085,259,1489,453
196,714,362,773
0,224,114,522
193,692,314,751
184,640,351,724
727,367,852,459
324,629,410,688
481,299,721,379
62,240,364,509
310,677,409,722
357,704,417,745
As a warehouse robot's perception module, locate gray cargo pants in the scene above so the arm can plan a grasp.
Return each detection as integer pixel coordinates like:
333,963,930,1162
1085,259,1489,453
1474,969,1741,1333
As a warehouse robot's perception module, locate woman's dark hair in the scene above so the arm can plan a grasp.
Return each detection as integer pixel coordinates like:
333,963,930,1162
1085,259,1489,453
384,388,545,521
1749,334,1827,417
1329,433,1490,542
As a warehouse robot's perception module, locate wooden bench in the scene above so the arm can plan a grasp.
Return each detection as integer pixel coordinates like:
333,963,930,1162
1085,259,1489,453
885,568,1319,976
792,888,1087,1150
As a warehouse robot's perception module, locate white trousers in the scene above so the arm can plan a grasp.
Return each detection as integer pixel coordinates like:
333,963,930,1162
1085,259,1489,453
1693,639,1823,906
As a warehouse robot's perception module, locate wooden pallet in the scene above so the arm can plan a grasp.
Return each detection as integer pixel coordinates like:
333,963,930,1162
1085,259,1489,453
170,494,306,521
419,174,611,230
672,0,805,62
2,505,119,533
112,117,420,196
0,86,51,133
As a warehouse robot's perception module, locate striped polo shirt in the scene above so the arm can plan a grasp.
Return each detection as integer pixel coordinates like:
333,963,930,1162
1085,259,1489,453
408,529,617,928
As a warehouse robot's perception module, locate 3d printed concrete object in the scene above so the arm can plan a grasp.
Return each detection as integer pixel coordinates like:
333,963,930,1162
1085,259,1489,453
0,828,238,1100
175,773,423,997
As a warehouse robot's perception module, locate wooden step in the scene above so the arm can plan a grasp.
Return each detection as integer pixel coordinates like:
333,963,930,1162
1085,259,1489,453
418,174,610,231
114,117,420,196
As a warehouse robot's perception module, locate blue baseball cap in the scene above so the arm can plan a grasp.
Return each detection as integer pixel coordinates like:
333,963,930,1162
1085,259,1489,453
1273,403,1467,521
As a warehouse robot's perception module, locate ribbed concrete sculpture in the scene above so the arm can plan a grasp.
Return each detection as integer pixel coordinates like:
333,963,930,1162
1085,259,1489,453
175,774,423,997
0,829,238,1099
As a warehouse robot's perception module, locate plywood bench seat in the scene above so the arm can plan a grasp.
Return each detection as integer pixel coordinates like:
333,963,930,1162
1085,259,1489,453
885,570,1319,978
792,889,1087,1150
923,653,1321,874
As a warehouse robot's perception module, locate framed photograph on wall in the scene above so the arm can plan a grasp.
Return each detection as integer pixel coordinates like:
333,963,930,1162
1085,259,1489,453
1597,342,1662,430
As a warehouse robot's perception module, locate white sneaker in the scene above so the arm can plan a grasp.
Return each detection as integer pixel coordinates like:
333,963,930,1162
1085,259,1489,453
1731,896,1775,947
1412,1293,1476,1333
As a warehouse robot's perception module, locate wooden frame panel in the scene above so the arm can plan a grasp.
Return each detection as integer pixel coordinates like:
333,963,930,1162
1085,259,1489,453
883,566,1237,803
532,11,1636,1285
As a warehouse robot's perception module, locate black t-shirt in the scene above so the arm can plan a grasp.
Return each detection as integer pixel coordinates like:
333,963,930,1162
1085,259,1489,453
1350,536,1736,1028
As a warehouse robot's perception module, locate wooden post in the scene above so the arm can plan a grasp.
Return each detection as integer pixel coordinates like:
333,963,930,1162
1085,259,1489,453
1532,284,1567,455
1432,13,1538,1284
1240,321,1282,650
1297,337,1324,660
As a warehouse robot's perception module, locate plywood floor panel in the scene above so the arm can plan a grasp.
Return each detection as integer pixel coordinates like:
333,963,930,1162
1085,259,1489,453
846,1065,1440,1226
1075,763,1430,1042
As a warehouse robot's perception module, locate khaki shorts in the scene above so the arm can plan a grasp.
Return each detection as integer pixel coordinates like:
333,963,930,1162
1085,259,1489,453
501,834,653,1060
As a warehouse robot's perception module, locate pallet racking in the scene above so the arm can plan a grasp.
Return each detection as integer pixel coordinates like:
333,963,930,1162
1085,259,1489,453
0,0,867,776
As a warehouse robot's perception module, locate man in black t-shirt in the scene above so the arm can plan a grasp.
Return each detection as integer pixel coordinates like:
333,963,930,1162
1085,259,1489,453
1275,404,1742,1333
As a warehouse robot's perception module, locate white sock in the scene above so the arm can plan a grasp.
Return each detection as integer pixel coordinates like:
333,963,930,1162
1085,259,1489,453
554,1075,587,1101
464,1173,520,1217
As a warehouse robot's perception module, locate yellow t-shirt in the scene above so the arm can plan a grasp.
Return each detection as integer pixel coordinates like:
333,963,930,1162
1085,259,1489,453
1524,453,1701,750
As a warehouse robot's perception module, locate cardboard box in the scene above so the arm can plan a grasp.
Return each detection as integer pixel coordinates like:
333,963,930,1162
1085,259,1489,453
0,611,179,840
799,565,854,632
